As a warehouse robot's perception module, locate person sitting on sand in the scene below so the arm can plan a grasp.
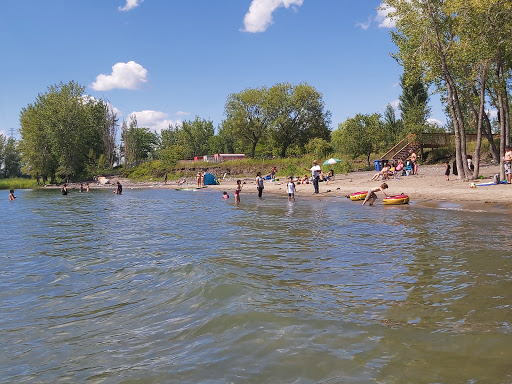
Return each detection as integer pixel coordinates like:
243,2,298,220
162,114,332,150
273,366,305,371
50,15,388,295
9,189,16,201
362,183,389,206
300,174,309,184
370,164,391,181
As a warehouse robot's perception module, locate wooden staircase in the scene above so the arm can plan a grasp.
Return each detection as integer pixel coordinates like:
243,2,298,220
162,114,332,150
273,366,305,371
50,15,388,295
380,134,420,162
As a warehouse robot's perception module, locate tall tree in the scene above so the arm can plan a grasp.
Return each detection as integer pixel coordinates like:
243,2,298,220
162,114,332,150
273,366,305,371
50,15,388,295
19,81,104,182
121,115,159,166
268,83,331,157
3,137,22,178
399,74,431,134
223,87,271,158
332,113,383,167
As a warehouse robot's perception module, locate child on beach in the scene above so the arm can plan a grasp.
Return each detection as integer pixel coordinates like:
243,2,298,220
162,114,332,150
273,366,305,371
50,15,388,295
445,161,451,181
234,180,242,203
362,183,389,206
287,177,296,201
9,189,16,201
222,191,229,199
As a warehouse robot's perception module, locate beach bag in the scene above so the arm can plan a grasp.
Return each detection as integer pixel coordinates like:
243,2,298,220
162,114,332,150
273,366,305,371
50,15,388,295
493,174,500,184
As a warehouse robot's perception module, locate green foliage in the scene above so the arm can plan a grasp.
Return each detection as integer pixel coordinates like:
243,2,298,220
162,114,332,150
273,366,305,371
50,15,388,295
0,178,39,190
19,81,114,181
332,113,383,167
121,115,159,166
222,83,331,158
304,137,332,159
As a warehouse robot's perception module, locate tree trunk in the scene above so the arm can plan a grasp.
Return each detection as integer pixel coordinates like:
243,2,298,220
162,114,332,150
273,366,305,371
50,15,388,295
482,113,500,163
473,67,487,180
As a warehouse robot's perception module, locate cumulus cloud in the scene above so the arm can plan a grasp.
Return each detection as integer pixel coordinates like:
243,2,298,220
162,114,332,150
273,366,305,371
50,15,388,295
487,109,498,120
242,0,304,33
130,110,182,133
118,0,143,12
91,61,148,91
375,2,396,28
427,118,444,127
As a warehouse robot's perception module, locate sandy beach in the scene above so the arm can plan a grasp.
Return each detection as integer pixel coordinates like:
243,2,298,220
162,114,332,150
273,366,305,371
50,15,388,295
57,163,512,210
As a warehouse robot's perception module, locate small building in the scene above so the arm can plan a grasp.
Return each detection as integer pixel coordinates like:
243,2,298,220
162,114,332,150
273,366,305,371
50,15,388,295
193,153,246,163
213,153,245,162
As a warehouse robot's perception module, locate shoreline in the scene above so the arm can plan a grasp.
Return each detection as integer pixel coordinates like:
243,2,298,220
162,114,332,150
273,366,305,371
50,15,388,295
37,164,512,212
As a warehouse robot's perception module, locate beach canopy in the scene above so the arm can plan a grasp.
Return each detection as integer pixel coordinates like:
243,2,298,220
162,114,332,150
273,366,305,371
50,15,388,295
323,158,341,165
203,173,219,185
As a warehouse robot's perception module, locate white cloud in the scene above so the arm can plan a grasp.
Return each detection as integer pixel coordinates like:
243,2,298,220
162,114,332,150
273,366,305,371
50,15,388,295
356,16,372,31
375,2,396,28
91,61,148,91
390,99,400,109
427,118,444,127
118,0,143,12
176,111,191,116
242,0,304,33
130,110,182,133
486,109,498,120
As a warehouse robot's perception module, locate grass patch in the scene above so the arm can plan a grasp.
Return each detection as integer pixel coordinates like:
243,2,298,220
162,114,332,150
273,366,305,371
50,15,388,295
0,178,39,190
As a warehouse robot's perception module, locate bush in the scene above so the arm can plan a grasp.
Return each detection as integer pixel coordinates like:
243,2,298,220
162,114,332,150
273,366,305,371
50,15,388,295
0,178,39,190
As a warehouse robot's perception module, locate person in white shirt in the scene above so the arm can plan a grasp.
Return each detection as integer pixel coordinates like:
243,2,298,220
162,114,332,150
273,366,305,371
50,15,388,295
287,177,296,201
256,172,264,198
306,160,322,194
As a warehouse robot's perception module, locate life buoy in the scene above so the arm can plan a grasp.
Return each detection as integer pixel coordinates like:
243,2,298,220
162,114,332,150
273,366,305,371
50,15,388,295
349,191,368,201
383,195,410,205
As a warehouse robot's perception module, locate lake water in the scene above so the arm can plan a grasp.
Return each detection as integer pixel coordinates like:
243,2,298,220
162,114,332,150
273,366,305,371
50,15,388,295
2,187,512,383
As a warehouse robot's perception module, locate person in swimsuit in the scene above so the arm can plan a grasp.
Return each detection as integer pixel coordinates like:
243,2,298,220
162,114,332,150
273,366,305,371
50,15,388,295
61,184,68,195
504,146,512,184
234,179,242,203
362,183,389,206
9,189,16,201
116,181,122,195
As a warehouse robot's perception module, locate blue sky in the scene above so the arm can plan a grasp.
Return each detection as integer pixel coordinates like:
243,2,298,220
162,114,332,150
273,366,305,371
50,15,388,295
0,0,446,139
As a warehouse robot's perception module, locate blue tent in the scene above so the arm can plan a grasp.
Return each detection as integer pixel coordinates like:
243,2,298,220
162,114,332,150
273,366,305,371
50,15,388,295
203,173,218,185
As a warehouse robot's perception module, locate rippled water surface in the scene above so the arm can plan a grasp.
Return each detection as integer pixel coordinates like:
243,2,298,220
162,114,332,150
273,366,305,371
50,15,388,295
2,188,512,383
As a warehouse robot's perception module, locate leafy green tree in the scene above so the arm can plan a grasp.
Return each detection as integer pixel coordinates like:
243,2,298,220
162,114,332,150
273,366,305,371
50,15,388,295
3,137,22,178
121,115,159,166
19,81,105,182
382,104,404,144
267,83,331,157
332,113,383,167
179,116,215,158
399,74,431,134
223,87,271,158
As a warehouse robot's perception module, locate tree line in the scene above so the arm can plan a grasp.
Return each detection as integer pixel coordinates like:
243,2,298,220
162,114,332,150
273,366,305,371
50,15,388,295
386,0,512,180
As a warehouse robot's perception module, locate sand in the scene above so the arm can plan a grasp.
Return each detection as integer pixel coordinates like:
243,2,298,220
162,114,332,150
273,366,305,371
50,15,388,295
53,164,512,211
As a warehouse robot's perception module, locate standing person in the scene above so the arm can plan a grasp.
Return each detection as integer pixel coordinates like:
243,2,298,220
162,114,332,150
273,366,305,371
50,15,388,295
408,149,418,175
287,177,296,201
196,172,202,187
164,172,168,184
362,183,389,206
9,189,16,201
61,184,68,195
306,160,322,194
116,181,122,195
86,183,90,192
256,172,264,198
504,146,512,184
80,183,84,192
234,179,242,203
445,161,451,181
